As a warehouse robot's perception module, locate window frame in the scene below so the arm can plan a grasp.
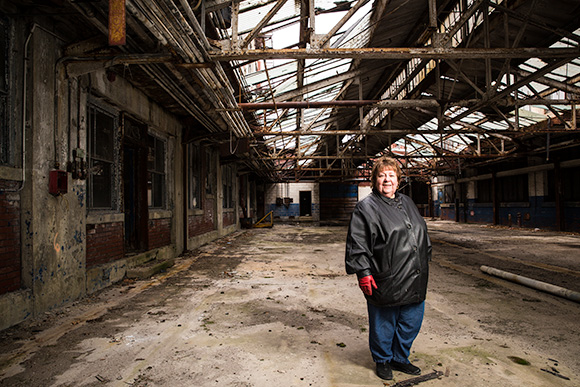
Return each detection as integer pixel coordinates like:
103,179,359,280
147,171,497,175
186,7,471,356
205,147,215,197
87,102,119,211
498,174,529,204
222,164,234,209
187,142,201,210
147,133,167,209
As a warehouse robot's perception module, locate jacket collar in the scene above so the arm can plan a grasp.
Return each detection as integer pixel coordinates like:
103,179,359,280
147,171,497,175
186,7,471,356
372,188,400,205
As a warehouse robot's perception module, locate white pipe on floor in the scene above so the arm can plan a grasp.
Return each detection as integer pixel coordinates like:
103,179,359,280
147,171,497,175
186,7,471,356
480,265,580,303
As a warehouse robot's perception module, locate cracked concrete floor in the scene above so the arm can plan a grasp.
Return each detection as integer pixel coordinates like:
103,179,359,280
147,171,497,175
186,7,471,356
1,221,579,386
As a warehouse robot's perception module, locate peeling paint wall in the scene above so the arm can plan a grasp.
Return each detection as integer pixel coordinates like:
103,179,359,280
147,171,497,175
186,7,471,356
0,16,245,331
265,182,320,221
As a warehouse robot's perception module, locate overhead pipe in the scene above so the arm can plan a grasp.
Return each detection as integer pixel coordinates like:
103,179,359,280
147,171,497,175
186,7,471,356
210,47,580,61
165,0,251,137
236,99,441,110
175,0,253,136
234,97,580,111
130,0,248,137
480,265,580,303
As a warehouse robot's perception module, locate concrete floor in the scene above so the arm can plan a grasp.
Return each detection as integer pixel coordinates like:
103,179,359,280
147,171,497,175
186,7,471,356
0,220,579,387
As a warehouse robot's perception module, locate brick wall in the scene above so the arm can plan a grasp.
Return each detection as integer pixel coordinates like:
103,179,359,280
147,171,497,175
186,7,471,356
223,210,236,227
188,198,216,237
148,218,171,249
0,180,21,295
86,222,125,268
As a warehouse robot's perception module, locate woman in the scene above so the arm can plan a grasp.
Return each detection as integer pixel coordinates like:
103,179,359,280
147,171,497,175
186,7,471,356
345,156,431,380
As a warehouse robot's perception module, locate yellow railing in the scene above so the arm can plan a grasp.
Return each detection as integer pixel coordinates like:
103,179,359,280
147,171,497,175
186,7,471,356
253,211,273,228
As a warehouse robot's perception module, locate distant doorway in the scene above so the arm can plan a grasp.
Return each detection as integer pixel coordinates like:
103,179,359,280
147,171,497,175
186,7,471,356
299,191,312,216
122,116,149,253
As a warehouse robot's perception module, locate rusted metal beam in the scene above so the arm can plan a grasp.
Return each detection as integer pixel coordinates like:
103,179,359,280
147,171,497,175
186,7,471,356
210,47,580,61
109,0,126,46
241,0,288,49
253,125,579,137
443,58,572,128
274,69,362,102
315,0,371,48
516,69,580,95
256,153,511,161
62,53,174,65
233,97,579,111
236,99,441,110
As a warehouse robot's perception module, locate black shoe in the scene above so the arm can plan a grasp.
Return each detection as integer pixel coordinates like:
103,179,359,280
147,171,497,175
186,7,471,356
375,362,393,380
390,360,421,375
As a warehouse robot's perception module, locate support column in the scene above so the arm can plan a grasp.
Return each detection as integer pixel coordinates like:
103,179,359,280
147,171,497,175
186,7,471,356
492,172,499,225
554,160,565,231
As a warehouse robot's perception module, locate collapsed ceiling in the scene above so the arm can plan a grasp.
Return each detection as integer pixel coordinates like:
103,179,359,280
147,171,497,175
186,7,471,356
7,0,580,182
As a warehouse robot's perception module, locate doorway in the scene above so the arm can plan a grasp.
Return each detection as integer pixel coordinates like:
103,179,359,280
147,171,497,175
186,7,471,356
299,191,312,217
122,116,149,253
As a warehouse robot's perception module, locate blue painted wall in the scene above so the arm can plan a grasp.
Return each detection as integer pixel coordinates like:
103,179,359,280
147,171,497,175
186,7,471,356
269,203,301,218
439,197,580,232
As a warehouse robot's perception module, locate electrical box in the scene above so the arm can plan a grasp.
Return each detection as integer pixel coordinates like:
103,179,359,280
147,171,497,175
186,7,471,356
49,170,68,196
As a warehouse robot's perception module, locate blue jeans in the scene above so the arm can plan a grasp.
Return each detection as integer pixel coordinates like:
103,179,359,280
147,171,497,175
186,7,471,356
367,301,425,364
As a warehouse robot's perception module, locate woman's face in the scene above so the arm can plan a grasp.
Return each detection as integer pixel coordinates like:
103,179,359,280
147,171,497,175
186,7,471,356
375,167,398,198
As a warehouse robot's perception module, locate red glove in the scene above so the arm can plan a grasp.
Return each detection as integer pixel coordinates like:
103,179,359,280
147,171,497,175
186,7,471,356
358,275,377,296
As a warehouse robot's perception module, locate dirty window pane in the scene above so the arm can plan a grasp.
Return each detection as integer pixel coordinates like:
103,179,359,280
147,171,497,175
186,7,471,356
443,184,455,203
476,179,492,203
222,165,233,209
93,110,114,160
148,172,164,208
88,105,116,210
499,174,528,203
548,167,580,202
148,134,166,208
188,143,201,209
205,148,214,196
90,159,112,208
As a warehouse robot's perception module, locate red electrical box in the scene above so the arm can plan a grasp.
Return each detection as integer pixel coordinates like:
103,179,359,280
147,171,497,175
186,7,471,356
49,170,68,195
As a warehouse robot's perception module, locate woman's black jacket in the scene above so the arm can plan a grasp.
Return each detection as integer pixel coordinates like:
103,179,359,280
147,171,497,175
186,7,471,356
345,190,431,307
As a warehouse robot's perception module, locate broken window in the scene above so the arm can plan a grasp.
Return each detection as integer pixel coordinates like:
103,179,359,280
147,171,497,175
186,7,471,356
188,143,201,209
148,134,166,208
88,105,117,209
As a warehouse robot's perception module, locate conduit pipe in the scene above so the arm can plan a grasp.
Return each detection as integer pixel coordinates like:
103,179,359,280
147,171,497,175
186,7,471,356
480,265,580,303
131,0,250,138
174,0,252,137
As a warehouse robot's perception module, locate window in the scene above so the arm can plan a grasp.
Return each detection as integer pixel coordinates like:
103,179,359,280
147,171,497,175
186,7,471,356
547,167,580,202
188,143,201,209
205,148,215,196
499,174,528,203
88,105,117,209
222,165,234,209
476,179,492,203
0,17,10,165
148,134,166,208
562,168,580,202
443,184,455,203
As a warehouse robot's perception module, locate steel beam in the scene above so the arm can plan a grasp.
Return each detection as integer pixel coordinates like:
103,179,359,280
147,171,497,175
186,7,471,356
210,47,580,61
231,97,579,111
236,99,441,109
241,0,288,49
